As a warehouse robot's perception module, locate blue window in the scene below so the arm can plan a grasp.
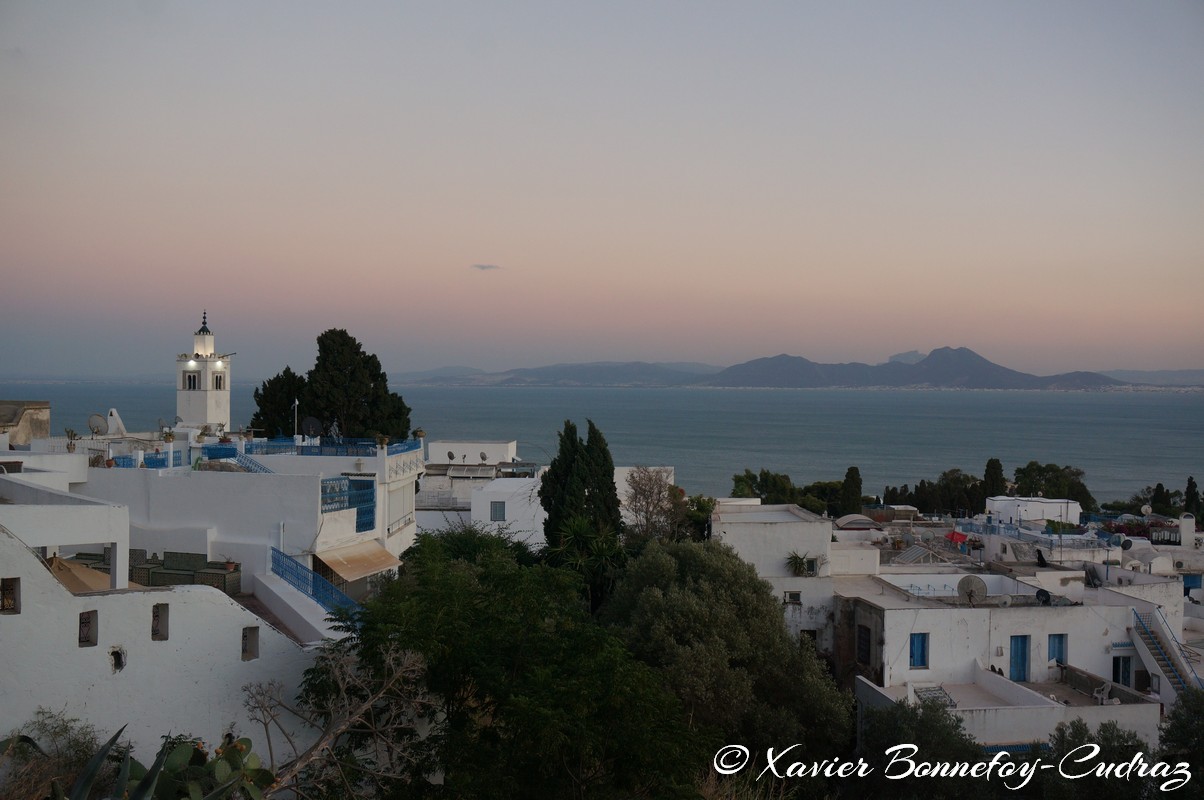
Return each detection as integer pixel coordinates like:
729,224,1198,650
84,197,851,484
909,633,929,668
1048,633,1067,664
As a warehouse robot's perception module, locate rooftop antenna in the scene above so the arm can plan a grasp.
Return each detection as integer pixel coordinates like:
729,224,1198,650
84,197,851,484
87,413,109,437
957,575,988,607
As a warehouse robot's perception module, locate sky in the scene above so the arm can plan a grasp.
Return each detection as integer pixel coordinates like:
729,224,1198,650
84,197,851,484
2,1,1202,380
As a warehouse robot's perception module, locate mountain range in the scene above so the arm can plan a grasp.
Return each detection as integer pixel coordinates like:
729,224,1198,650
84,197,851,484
393,348,1140,390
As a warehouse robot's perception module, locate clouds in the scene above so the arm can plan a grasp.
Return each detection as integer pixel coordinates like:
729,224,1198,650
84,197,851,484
471,264,502,271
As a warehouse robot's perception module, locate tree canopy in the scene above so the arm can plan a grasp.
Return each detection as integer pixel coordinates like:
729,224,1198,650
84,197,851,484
251,329,412,440
538,420,621,548
306,523,703,799
599,541,851,758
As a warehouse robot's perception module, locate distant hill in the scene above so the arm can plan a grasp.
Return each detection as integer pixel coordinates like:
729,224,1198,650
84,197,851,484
392,366,486,383
394,349,1127,389
700,347,1125,390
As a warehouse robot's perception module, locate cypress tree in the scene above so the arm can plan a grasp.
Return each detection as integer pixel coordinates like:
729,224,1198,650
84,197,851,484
983,457,1007,498
539,421,588,549
583,420,622,535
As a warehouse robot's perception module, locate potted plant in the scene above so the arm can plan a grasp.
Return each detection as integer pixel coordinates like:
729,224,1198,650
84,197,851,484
376,434,390,448
221,555,237,572
162,430,175,443
64,428,79,453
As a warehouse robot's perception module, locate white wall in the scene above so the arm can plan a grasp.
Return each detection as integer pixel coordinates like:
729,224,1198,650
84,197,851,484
987,496,1083,525
76,468,321,589
470,478,547,550
0,530,314,759
426,440,516,465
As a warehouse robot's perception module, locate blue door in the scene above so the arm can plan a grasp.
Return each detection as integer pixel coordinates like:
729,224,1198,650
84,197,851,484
1010,635,1030,681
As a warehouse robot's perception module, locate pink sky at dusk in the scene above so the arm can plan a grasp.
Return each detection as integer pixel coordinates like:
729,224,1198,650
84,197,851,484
2,1,1202,380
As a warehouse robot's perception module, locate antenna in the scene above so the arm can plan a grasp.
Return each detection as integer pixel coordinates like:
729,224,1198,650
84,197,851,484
447,451,456,462
957,575,988,606
301,417,322,438
480,451,488,463
1036,588,1052,606
87,413,109,437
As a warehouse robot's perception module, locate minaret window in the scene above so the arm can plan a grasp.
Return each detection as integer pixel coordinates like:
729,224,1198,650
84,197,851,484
184,372,199,391
213,374,224,391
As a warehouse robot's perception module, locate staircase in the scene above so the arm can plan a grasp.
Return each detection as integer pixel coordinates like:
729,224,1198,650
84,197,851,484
233,452,273,473
1131,611,1202,700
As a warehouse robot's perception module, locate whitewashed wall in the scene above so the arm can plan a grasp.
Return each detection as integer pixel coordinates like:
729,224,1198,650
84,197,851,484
0,530,314,760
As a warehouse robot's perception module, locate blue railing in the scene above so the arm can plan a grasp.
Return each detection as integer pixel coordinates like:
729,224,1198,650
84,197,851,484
111,450,186,469
270,547,357,614
1154,606,1204,689
202,444,238,460
232,452,273,474
1133,610,1189,692
320,477,376,532
245,437,423,458
245,439,298,456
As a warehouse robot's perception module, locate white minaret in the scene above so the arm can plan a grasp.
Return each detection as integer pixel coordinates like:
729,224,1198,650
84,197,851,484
176,311,232,432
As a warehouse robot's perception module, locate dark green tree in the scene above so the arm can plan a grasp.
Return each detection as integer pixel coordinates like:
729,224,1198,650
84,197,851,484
1013,461,1098,512
856,699,987,800
538,421,588,550
1186,476,1201,519
840,466,863,515
983,457,1008,498
539,420,621,550
249,366,307,438
301,329,411,439
600,541,851,760
1159,687,1204,799
583,420,622,536
310,525,703,799
1038,718,1155,800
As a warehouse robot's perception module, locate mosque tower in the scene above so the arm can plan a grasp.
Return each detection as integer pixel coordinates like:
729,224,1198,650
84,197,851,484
176,311,231,433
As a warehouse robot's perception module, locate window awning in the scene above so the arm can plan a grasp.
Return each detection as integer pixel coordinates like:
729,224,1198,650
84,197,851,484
317,540,401,583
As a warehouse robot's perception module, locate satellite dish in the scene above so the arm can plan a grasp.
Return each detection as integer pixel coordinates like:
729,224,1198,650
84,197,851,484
157,418,168,432
1141,504,1153,516
480,451,488,463
1109,534,1125,548
301,416,322,438
997,595,1012,608
1121,538,1133,551
87,413,109,436
902,533,914,547
1036,589,1052,606
447,451,456,462
957,575,988,606
921,532,934,543
174,416,183,425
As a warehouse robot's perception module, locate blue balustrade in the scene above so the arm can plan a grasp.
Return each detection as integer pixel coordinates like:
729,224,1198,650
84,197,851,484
270,547,357,614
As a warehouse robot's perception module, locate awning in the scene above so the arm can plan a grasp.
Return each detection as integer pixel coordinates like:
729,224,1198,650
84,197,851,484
945,531,968,544
317,540,401,583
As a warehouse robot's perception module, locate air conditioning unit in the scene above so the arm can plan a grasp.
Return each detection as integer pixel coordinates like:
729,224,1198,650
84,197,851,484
1176,561,1185,569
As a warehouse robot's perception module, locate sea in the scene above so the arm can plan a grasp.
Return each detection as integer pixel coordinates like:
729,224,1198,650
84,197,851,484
3,381,1202,507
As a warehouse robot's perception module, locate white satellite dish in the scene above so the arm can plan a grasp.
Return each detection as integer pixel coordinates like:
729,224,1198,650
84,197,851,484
87,413,109,437
1141,504,1153,516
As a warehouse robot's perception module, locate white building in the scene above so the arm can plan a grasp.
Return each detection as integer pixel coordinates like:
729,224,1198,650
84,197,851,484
986,496,1083,526
0,479,313,758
